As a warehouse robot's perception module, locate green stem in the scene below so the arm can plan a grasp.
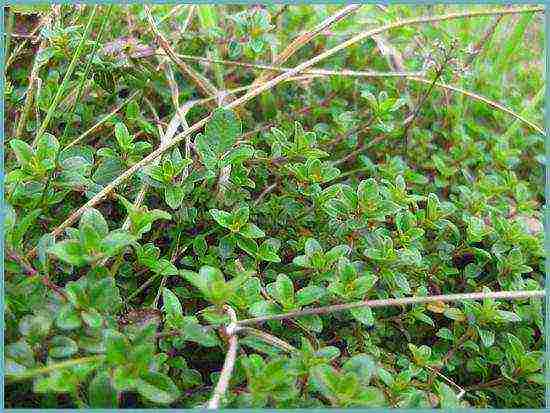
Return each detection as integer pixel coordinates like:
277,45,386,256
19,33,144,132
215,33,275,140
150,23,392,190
6,355,105,383
60,5,113,145
33,5,98,147
5,9,15,61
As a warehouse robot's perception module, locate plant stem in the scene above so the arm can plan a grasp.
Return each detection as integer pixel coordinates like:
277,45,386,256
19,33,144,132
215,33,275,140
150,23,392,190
207,305,239,409
6,249,68,301
235,290,545,327
33,6,98,146
6,355,105,382
60,5,113,145
14,15,50,140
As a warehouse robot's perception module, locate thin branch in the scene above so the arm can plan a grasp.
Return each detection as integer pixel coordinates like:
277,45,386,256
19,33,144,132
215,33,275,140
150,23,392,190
402,40,456,149
407,76,545,135
175,55,541,135
207,305,239,410
426,366,465,400
251,4,363,86
33,6,99,147
465,377,505,391
6,355,105,383
13,14,51,140
6,249,68,301
235,290,545,327
26,6,543,259
254,183,277,206
238,327,298,354
144,5,221,106
64,90,142,150
176,53,424,78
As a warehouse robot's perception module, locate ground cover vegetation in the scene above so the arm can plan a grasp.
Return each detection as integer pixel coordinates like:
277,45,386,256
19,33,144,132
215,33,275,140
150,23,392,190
4,4,546,408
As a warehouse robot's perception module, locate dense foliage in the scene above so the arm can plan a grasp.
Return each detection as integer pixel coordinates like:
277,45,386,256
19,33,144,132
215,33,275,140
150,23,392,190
4,4,545,408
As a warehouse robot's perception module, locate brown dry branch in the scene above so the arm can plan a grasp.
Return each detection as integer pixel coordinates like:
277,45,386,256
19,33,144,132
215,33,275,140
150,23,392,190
64,90,142,150
175,54,541,134
6,249,68,301
144,5,221,107
235,290,545,327
26,5,543,259
407,76,545,135
237,327,298,354
251,4,363,87
176,53,424,78
207,305,240,409
13,15,51,140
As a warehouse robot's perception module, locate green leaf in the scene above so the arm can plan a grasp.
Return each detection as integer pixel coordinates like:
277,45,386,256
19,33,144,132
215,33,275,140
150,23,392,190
236,236,259,258
350,306,375,326
304,238,322,256
343,354,377,385
258,239,281,263
48,336,78,358
180,270,208,296
56,305,82,330
179,317,220,347
239,223,265,239
105,330,128,365
114,122,133,151
268,274,295,309
310,364,339,401
165,185,186,210
10,139,34,168
436,328,454,341
36,133,60,162
79,222,102,253
295,285,325,307
10,208,42,249
89,371,118,408
497,310,522,322
210,209,233,229
233,205,250,228
478,328,495,347
135,372,180,404
162,288,183,318
205,108,241,155
82,309,104,329
48,239,88,267
100,230,135,256
80,208,109,239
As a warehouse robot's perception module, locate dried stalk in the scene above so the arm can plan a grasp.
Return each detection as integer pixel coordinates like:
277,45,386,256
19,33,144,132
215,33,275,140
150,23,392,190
238,327,298,354
251,4,363,86
64,90,142,150
176,53,423,78
235,290,545,327
13,14,51,140
207,305,239,409
144,5,221,106
407,76,545,135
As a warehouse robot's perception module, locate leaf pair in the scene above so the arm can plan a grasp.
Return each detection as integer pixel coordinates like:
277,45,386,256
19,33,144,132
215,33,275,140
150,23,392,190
180,265,249,307
143,148,194,210
293,238,351,274
9,134,59,179
48,208,136,267
195,109,252,170
287,158,340,184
